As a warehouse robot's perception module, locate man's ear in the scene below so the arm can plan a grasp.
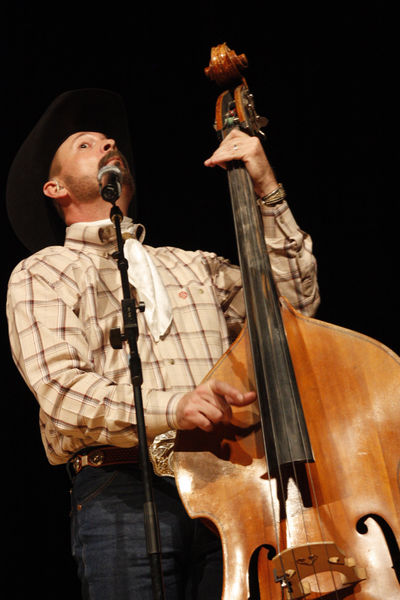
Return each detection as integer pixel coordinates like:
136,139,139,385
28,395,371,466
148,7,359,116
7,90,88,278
43,179,68,199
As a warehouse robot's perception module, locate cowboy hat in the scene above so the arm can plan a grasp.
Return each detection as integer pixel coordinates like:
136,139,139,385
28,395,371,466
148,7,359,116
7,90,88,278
6,88,135,253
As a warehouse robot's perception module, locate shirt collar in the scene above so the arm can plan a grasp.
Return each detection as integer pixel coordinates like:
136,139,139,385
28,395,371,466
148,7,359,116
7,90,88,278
64,217,146,253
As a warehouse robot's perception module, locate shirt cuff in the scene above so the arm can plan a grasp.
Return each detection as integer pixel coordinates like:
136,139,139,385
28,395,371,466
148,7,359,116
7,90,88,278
260,200,302,240
142,390,184,437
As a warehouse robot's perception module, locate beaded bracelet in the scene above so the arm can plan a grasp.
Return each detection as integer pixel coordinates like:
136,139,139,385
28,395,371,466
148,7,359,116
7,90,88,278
257,183,286,206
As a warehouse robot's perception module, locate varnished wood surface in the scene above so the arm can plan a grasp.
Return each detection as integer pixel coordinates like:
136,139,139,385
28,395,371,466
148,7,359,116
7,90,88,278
174,299,400,599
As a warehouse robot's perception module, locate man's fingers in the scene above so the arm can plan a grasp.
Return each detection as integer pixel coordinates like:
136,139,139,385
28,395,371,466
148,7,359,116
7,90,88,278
206,379,256,406
176,396,230,431
175,379,256,431
204,130,245,167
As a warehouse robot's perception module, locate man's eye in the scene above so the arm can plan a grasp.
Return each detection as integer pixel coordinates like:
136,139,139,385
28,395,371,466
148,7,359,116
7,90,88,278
79,142,89,149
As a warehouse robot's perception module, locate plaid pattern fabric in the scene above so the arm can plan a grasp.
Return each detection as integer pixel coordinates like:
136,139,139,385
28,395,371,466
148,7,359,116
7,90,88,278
7,203,320,465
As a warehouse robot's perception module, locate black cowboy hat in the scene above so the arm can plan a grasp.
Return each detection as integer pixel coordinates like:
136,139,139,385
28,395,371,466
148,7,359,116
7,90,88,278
6,88,135,254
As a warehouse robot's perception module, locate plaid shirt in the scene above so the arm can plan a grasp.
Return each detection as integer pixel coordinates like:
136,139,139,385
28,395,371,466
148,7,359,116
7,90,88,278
7,201,320,465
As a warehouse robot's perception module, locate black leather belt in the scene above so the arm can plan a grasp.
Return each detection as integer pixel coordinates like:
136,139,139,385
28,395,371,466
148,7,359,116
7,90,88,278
69,445,139,475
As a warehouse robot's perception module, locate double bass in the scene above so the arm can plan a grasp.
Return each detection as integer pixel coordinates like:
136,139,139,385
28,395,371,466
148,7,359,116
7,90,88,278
174,44,400,599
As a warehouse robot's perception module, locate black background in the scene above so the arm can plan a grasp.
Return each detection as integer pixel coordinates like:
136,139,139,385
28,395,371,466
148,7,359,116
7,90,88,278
2,3,398,597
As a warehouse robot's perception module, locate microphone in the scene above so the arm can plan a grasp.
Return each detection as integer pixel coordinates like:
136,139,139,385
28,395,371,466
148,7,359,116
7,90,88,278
98,164,122,203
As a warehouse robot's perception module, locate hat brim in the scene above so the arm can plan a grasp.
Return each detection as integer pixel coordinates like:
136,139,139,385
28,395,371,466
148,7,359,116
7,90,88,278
6,88,134,253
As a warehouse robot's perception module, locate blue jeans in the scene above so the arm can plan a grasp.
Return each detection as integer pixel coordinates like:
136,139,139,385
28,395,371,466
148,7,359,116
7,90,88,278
70,464,223,599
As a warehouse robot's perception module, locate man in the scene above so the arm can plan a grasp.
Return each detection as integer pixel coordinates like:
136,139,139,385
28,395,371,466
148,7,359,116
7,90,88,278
6,89,320,599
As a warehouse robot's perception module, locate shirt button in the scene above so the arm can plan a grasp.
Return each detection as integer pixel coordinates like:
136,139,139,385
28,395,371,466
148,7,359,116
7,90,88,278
168,359,175,365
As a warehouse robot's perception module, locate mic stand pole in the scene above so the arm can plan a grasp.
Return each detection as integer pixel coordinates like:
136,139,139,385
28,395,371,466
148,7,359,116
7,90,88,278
107,200,165,600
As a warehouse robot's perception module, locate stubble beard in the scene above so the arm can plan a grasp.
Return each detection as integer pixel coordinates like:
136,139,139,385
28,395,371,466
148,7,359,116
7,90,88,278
65,150,135,204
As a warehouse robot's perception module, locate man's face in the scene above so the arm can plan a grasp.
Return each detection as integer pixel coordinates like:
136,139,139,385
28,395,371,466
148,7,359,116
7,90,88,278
52,131,134,207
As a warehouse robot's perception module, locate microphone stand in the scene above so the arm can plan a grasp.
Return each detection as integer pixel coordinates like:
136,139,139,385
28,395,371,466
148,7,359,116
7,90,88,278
104,187,166,600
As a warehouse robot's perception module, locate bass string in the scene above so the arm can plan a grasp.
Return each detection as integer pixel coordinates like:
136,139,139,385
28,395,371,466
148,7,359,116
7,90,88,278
271,374,341,598
220,75,343,597
227,164,342,599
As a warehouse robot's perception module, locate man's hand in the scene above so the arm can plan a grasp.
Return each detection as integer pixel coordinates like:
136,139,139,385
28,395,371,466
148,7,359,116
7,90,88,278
204,129,278,198
175,378,256,431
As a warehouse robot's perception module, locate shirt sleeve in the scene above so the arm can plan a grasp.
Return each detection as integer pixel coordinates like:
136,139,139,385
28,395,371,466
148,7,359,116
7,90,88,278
6,261,170,459
260,200,320,316
206,200,320,338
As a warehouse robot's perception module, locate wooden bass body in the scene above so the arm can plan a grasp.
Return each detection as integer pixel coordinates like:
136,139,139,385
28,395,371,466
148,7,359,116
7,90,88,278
174,298,400,599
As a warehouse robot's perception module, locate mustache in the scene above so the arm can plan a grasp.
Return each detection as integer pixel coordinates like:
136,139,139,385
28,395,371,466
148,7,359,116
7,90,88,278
98,149,135,196
98,150,129,171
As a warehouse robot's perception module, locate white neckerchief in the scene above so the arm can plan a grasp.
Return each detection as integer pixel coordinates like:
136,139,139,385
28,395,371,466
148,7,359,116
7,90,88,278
87,218,172,342
124,234,172,342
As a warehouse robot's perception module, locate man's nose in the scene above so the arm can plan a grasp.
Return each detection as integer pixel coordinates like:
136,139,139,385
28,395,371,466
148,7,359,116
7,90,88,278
101,138,116,153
